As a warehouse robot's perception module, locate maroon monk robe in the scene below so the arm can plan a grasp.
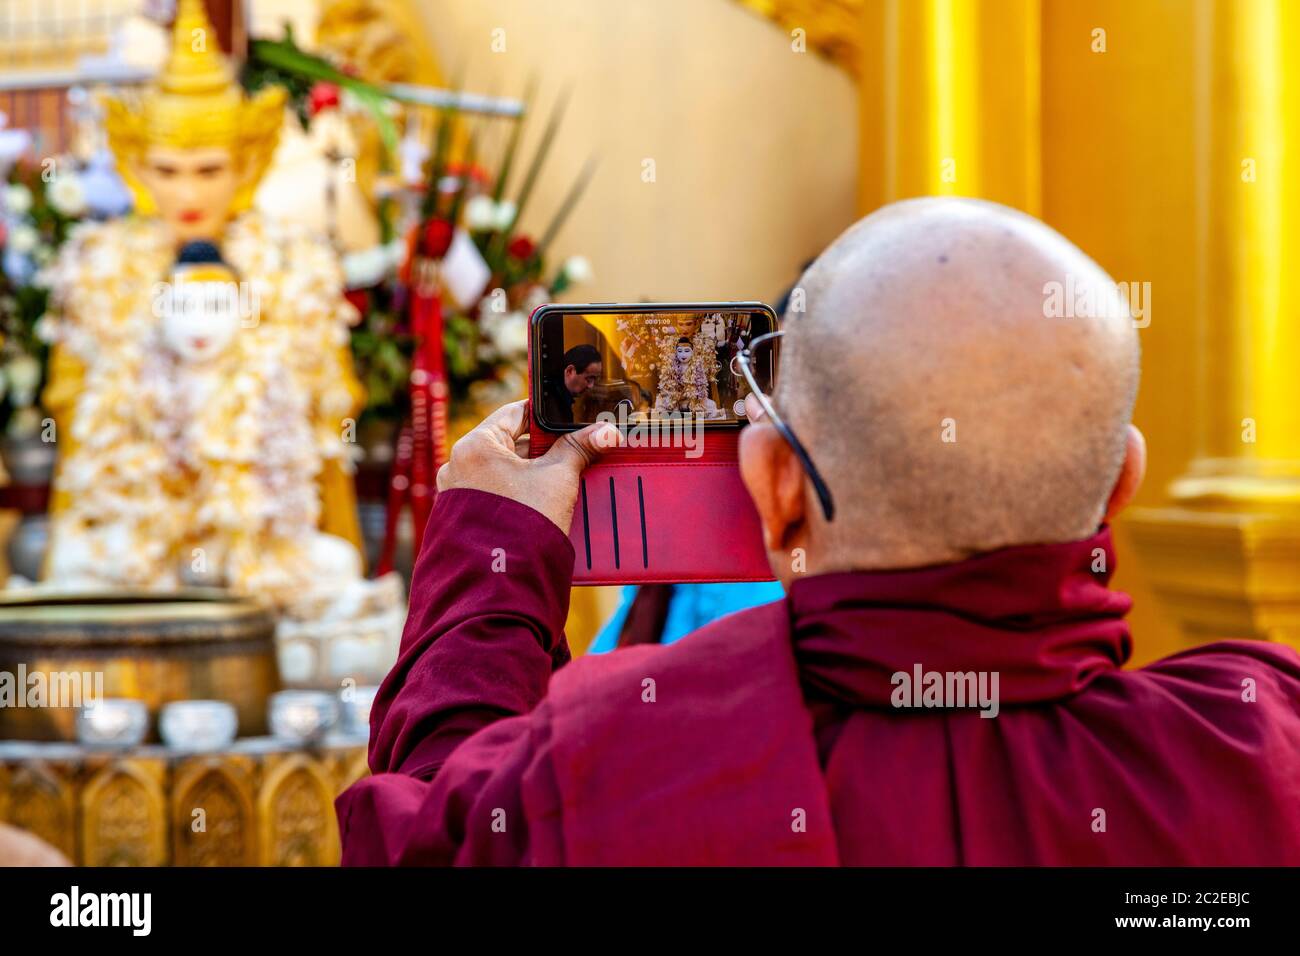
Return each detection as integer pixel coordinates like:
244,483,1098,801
337,489,1300,865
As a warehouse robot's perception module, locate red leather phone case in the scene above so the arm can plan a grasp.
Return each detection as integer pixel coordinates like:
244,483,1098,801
527,306,775,586
529,425,774,585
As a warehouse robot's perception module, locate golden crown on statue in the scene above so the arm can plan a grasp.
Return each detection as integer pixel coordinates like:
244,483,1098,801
102,0,286,215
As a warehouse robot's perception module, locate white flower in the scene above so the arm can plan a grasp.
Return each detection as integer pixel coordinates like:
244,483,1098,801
493,199,517,232
563,255,593,284
3,183,31,216
342,245,389,289
488,312,529,358
522,283,549,315
6,405,42,438
7,354,40,401
382,237,406,270
47,172,87,217
464,195,498,231
7,223,38,254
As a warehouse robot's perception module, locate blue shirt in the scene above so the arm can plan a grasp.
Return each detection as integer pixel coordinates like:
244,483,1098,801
588,581,787,654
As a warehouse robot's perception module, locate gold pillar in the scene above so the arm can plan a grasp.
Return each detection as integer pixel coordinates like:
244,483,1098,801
1127,0,1300,650
858,0,1040,213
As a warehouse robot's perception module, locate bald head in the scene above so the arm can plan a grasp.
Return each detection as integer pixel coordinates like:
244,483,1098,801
776,197,1140,568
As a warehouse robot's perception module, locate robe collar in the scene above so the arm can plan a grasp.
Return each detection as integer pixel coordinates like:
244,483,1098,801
787,527,1132,708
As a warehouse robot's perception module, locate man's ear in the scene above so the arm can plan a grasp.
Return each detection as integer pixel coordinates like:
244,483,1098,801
739,422,808,552
1104,424,1147,522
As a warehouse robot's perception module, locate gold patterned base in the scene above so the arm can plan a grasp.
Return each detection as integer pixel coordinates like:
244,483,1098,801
1125,506,1300,651
0,736,368,866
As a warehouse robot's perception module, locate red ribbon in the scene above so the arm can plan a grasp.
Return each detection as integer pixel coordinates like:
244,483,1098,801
375,254,451,575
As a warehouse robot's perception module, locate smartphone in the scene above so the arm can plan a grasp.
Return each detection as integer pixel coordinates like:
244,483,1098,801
528,302,778,585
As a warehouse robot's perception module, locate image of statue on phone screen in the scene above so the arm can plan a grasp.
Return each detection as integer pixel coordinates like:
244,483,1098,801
652,330,727,420
531,307,774,429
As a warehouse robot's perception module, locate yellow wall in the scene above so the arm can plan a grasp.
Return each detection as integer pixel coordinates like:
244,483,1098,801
411,0,860,305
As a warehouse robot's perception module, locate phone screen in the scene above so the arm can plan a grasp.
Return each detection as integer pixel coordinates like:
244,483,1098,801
533,305,777,429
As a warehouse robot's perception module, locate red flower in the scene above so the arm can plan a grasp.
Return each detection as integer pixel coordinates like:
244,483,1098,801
308,82,341,116
445,162,490,185
344,288,370,315
507,235,536,261
422,218,454,258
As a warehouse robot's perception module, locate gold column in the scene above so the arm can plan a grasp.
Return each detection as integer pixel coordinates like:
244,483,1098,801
1127,0,1300,650
858,0,1041,214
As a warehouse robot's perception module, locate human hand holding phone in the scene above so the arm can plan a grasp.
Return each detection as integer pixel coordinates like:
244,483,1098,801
436,399,623,533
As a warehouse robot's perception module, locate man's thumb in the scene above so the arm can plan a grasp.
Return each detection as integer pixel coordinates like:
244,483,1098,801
542,422,623,472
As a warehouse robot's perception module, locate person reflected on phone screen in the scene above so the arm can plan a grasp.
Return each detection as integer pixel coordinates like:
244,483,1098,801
543,344,602,425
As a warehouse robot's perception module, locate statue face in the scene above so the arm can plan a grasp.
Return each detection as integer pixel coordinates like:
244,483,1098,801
137,145,240,244
676,343,693,361
160,279,242,364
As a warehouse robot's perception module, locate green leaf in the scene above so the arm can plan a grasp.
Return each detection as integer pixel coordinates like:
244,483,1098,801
248,37,400,157
492,78,535,203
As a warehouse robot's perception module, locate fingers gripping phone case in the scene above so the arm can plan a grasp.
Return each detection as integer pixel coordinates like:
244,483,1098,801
529,425,774,585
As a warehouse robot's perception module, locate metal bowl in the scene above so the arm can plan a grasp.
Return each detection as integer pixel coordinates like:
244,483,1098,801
76,698,148,748
159,700,238,751
0,590,280,741
268,690,339,744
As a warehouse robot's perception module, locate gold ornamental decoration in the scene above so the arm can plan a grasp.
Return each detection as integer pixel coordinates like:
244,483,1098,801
103,0,286,215
258,754,341,866
0,740,367,866
81,758,168,867
172,756,258,866
0,761,76,860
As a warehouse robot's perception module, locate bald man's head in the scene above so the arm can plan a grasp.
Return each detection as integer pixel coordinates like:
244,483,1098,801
773,198,1140,569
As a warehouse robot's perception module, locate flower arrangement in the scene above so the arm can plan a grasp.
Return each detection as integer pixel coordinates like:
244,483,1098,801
402,91,596,421
242,30,597,430
0,152,130,440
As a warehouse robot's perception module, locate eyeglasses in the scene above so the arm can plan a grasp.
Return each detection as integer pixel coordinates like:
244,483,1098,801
731,329,836,522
